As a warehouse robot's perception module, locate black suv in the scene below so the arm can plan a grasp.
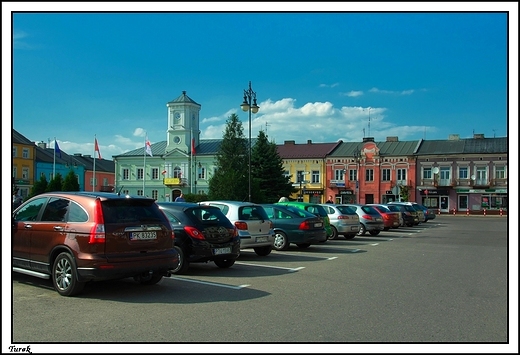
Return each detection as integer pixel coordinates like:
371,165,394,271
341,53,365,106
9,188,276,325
12,192,179,296
157,202,240,274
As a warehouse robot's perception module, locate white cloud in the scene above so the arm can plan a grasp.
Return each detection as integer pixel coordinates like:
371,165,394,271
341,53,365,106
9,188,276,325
369,87,415,95
342,91,364,97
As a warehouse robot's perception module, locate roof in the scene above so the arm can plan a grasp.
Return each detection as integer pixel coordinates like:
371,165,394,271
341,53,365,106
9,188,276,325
416,137,507,155
276,140,341,159
329,140,420,156
13,129,34,145
167,91,201,106
35,145,114,172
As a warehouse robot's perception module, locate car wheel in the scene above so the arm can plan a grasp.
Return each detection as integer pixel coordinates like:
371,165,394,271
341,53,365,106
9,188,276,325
273,231,290,251
134,272,163,285
357,224,366,236
214,259,235,268
369,230,381,236
52,252,85,297
254,245,272,256
170,245,190,275
296,243,311,249
344,234,356,240
383,227,390,231
328,226,338,240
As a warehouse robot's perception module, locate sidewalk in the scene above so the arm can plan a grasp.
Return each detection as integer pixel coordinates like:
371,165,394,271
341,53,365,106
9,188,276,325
434,211,508,217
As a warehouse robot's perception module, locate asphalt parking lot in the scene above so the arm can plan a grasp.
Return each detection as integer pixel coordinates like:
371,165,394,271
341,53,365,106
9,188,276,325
8,215,512,352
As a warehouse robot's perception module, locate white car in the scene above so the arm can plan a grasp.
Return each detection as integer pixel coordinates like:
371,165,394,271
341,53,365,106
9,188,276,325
199,201,275,256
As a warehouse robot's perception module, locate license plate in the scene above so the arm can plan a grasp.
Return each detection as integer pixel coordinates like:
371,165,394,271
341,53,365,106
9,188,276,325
351,226,358,230
314,222,323,228
256,236,268,242
130,231,157,240
214,247,231,255
376,218,382,222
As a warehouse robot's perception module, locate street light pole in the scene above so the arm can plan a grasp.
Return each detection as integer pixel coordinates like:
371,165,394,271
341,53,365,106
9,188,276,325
240,81,259,202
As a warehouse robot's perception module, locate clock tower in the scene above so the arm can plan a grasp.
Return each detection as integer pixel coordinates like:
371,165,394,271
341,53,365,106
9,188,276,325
166,91,201,154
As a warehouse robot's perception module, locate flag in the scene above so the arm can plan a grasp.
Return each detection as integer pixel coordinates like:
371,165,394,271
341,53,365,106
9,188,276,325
161,170,167,175
191,138,196,156
95,138,102,159
54,139,62,158
145,137,153,157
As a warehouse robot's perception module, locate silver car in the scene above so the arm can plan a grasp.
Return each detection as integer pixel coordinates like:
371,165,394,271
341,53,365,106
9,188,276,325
343,204,385,236
199,201,275,256
320,204,360,240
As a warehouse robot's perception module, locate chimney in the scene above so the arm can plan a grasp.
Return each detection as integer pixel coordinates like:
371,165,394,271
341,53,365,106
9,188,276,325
37,141,47,149
363,137,375,142
284,140,295,145
473,133,485,139
307,140,312,144
386,136,398,142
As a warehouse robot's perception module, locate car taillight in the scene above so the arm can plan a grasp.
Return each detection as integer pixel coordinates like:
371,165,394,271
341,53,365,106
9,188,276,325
171,230,175,241
338,215,350,220
89,200,106,244
235,221,248,230
299,221,311,230
382,214,391,220
229,227,238,237
184,226,205,240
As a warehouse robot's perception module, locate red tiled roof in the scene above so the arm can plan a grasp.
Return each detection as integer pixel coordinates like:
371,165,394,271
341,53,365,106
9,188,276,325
276,140,341,159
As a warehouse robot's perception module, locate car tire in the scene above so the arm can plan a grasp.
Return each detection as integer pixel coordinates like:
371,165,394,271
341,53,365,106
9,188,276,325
214,259,235,268
254,245,272,256
296,243,311,249
329,226,338,240
134,272,163,285
273,231,290,251
357,224,366,236
170,245,190,275
344,234,356,240
369,230,381,236
52,252,85,297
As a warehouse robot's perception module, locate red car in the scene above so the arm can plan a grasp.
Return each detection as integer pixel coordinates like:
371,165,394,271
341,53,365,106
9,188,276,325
367,204,400,230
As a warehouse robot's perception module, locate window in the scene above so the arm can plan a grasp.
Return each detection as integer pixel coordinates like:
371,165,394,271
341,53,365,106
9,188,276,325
440,167,450,180
122,168,129,180
334,169,345,181
423,167,432,179
90,178,97,187
13,166,17,178
22,148,30,159
365,169,374,182
283,170,290,179
152,190,158,200
476,167,487,185
174,166,182,178
382,169,391,181
103,178,109,186
397,169,406,182
198,166,206,179
296,170,304,183
22,168,29,179
13,147,17,157
495,166,506,179
137,168,144,180
458,167,468,179
311,170,320,183
349,169,357,182
137,190,143,196
152,168,159,180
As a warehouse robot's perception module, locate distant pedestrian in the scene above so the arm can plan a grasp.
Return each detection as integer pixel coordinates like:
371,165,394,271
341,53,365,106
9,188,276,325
326,195,333,204
175,193,185,202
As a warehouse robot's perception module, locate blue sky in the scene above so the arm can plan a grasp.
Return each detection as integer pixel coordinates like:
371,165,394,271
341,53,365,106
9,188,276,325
6,3,517,161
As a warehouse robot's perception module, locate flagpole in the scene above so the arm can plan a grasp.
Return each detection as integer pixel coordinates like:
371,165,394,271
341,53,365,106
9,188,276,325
190,129,193,194
93,135,96,192
53,137,56,178
143,134,146,195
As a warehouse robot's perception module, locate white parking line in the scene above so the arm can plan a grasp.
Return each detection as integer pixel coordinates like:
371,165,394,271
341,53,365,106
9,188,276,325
235,262,305,272
169,276,250,289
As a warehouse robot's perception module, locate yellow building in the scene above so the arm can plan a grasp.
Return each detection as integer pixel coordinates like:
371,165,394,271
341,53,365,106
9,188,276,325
13,130,36,199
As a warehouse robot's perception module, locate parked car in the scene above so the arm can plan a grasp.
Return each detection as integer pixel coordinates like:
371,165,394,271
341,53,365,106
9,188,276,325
387,201,421,227
199,201,275,256
366,204,400,230
261,204,327,250
319,204,360,239
416,204,437,222
275,201,333,239
389,202,425,224
343,204,385,236
12,192,179,296
157,202,240,274
383,203,404,226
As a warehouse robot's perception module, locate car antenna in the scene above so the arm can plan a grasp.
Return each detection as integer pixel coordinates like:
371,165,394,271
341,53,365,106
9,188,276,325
117,186,124,196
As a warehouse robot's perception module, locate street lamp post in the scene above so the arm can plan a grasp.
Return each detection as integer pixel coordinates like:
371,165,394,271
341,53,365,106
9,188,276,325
240,81,259,202
353,150,361,204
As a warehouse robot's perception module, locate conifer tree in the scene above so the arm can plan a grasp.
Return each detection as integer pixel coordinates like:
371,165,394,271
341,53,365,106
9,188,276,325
62,169,80,191
46,173,64,192
29,174,48,198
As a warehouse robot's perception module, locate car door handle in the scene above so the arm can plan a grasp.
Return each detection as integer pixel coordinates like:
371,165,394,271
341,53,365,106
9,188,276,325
53,226,64,231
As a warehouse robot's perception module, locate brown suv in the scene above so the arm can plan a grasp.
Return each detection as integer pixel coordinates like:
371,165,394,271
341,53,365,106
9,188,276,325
12,192,179,296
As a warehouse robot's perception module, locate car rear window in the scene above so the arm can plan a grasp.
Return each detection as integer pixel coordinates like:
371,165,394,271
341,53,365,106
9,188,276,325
375,205,391,213
239,206,269,220
360,206,380,215
336,205,356,215
305,205,328,218
187,207,230,225
102,199,165,224
386,205,400,212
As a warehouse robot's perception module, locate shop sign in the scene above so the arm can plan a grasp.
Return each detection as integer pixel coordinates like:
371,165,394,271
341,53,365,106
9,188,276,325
303,190,323,195
419,189,449,195
340,190,353,195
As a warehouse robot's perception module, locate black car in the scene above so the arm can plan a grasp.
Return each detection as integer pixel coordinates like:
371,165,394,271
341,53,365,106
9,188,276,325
157,202,240,274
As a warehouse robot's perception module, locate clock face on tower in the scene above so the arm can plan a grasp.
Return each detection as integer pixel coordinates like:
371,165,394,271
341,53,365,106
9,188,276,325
174,112,180,122
173,136,181,144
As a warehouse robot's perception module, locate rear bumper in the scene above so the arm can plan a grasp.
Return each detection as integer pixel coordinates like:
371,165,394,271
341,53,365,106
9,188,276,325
239,234,275,249
188,240,240,262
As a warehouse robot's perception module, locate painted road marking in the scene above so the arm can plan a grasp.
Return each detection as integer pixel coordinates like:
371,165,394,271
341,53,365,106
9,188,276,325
235,262,305,272
169,276,250,289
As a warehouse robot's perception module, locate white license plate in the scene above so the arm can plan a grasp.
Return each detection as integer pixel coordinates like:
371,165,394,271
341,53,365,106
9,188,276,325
351,226,358,230
376,218,382,222
256,236,268,242
314,222,323,228
214,247,231,255
130,231,157,240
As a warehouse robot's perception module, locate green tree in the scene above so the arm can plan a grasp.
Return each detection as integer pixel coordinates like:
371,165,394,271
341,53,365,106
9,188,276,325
208,113,249,201
46,173,64,192
251,130,296,203
29,174,48,198
62,169,80,191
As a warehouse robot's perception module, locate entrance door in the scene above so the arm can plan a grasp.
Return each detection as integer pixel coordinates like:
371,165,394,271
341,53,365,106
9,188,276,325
440,196,449,212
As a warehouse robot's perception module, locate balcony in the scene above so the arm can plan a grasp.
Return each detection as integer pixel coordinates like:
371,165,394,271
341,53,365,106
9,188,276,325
472,179,490,188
